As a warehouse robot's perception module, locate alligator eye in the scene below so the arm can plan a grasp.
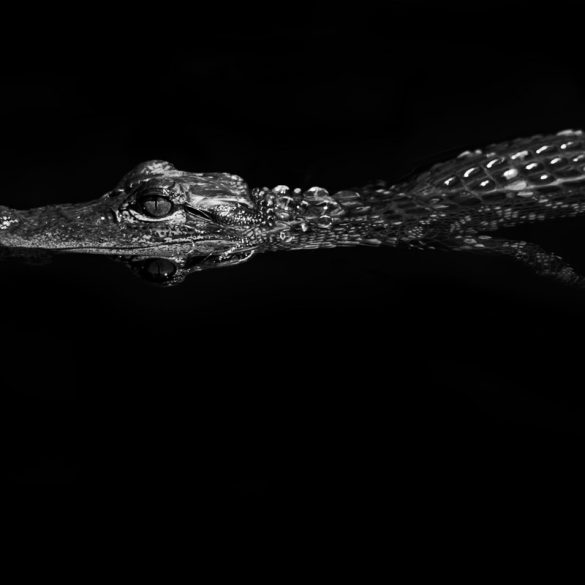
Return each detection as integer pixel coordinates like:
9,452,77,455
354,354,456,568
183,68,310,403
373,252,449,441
137,193,174,218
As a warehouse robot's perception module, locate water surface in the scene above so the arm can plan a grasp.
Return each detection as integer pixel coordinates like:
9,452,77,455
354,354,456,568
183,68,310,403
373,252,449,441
2,4,583,507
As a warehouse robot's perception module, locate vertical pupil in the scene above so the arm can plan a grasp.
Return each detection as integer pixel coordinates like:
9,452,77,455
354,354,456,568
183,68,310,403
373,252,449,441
140,194,172,216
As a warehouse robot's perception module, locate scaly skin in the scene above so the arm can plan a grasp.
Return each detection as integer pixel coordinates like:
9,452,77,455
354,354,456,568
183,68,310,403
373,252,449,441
1,130,585,285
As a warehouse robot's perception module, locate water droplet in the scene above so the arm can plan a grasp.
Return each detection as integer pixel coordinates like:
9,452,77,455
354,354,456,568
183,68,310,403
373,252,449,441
548,156,567,167
502,168,519,180
560,140,581,150
486,157,505,169
535,173,554,183
463,166,480,178
443,176,460,188
510,150,530,160
536,144,555,155
273,185,290,196
507,180,528,190
470,178,495,191
305,186,329,199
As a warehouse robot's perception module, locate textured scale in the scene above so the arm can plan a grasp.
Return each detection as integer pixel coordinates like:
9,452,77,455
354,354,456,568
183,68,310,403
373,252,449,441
360,134,556,210
334,130,585,246
407,131,585,222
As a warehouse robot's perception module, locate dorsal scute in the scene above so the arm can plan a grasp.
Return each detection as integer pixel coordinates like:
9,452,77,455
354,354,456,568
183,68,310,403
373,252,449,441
417,131,585,189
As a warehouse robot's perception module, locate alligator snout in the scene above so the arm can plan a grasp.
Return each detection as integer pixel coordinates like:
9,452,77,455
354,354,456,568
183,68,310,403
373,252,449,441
0,200,121,252
0,197,227,257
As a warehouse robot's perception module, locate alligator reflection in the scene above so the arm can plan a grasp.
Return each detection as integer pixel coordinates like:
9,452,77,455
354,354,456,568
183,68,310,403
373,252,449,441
124,250,256,285
0,246,255,286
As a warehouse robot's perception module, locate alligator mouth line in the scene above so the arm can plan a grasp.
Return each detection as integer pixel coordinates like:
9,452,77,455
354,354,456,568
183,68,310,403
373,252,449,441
51,239,230,254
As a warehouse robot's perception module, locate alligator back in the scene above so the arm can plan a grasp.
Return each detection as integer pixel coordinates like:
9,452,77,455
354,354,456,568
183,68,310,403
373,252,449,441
393,129,585,231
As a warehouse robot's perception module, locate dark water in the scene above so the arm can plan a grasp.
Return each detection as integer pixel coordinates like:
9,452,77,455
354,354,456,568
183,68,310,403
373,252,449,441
2,3,584,510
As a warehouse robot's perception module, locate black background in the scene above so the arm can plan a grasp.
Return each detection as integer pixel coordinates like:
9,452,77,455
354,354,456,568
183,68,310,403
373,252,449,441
2,2,584,511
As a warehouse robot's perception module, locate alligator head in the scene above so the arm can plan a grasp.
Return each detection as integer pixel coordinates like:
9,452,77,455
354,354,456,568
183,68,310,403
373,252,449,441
0,160,374,284
0,160,275,284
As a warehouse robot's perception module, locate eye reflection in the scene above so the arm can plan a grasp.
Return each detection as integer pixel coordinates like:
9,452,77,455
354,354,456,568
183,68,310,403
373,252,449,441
139,258,178,282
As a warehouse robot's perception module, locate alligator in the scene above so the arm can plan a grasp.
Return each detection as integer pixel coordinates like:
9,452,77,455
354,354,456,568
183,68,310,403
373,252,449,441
1,129,585,286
